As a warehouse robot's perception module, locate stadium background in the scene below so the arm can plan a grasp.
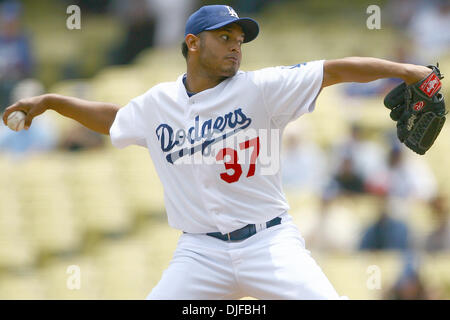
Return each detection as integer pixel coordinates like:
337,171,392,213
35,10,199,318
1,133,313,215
0,0,449,299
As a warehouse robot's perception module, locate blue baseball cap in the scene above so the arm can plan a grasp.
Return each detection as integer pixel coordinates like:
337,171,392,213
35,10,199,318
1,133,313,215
185,5,259,43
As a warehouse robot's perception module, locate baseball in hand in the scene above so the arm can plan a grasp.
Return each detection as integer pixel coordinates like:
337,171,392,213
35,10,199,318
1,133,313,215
7,111,27,131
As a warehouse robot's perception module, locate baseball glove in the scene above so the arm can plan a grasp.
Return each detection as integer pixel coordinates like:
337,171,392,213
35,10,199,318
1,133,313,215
384,64,446,155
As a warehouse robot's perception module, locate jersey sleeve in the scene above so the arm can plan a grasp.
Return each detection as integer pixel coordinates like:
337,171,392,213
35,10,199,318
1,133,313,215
109,95,148,149
254,60,324,128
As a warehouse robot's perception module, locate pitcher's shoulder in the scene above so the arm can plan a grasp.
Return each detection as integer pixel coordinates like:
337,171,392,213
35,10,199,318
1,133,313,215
147,78,181,95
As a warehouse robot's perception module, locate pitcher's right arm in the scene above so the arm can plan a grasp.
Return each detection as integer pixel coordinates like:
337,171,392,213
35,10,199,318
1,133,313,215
2,93,120,135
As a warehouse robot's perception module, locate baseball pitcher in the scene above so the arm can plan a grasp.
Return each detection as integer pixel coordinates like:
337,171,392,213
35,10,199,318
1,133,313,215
2,5,446,299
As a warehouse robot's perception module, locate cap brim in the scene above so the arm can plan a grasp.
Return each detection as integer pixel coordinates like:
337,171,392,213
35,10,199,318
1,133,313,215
204,17,259,43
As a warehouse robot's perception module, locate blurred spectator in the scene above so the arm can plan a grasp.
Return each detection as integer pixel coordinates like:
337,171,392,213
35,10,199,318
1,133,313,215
303,194,360,252
326,124,384,197
108,0,157,65
0,0,33,112
108,0,197,64
70,0,113,14
147,0,197,48
0,79,57,158
384,0,421,30
331,124,385,190
366,144,437,202
343,78,397,98
359,195,411,251
329,156,365,195
202,0,277,14
58,124,105,152
230,0,278,14
281,125,328,194
406,0,450,64
384,253,436,299
425,194,450,252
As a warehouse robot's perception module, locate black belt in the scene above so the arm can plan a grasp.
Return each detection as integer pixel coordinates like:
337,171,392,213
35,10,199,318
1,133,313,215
206,217,282,241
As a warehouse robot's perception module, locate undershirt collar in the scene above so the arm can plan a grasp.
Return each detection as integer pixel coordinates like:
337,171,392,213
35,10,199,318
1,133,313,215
182,74,196,97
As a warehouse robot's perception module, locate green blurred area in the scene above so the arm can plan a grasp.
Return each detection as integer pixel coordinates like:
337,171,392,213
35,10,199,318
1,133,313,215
20,0,123,87
1,0,450,299
20,0,398,88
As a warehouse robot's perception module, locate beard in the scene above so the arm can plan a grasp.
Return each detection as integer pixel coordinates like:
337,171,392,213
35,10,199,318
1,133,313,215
199,57,239,79
199,45,240,79
220,63,239,78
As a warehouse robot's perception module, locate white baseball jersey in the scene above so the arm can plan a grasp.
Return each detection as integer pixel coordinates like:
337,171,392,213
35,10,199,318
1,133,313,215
110,60,324,234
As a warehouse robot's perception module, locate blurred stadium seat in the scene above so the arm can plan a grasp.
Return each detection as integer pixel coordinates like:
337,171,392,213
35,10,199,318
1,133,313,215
0,273,46,299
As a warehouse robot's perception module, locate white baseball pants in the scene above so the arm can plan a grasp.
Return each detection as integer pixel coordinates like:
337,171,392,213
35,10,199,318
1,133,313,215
146,216,340,300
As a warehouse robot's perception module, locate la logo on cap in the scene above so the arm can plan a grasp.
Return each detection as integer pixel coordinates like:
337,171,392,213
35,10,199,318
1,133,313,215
227,6,239,18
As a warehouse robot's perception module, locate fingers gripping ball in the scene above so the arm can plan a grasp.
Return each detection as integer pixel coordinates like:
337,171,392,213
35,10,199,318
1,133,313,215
7,111,27,132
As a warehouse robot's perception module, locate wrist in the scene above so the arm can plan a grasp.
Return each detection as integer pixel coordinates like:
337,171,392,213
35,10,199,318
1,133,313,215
43,93,59,111
402,64,416,84
402,64,431,85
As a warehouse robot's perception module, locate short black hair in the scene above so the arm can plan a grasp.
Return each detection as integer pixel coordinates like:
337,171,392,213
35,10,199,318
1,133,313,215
182,33,205,60
181,41,188,60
